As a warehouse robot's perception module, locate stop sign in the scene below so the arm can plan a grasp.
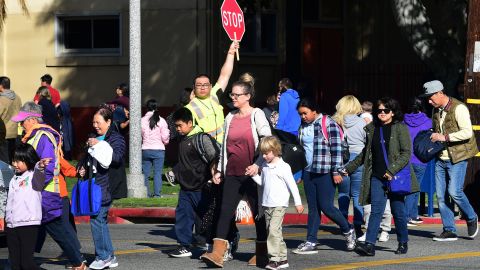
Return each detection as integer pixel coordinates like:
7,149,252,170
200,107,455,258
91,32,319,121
220,0,245,41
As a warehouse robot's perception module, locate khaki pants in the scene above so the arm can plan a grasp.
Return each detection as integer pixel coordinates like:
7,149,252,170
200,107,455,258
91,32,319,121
264,206,287,262
363,200,392,232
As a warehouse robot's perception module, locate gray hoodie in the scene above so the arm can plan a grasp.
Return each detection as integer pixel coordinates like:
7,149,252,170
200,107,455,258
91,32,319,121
344,114,366,154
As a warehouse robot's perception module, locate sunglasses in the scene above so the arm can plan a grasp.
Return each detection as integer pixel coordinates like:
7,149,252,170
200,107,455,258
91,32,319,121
377,108,392,114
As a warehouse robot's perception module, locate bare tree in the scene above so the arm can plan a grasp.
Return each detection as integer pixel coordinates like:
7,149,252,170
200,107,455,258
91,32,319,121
0,0,29,31
391,0,468,94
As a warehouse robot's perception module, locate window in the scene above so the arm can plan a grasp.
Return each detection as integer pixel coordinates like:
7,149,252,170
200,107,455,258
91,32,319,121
303,0,343,23
56,14,121,56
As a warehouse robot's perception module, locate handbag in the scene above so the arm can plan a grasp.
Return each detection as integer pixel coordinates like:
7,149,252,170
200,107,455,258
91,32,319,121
413,129,445,163
71,159,102,216
379,127,411,195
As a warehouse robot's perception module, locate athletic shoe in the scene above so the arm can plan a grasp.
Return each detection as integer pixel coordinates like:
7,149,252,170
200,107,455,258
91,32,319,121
410,217,424,224
168,245,192,258
89,256,118,269
378,231,389,242
278,260,289,269
433,231,458,242
467,217,479,239
357,233,366,242
223,242,233,261
344,228,356,251
265,261,280,270
65,257,87,269
292,241,318,254
165,171,176,186
407,220,418,227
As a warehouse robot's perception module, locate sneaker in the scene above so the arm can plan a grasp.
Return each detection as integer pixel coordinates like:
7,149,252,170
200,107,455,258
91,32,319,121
265,261,280,270
343,228,356,251
223,243,233,261
433,231,458,241
357,233,366,242
89,256,117,270
407,220,418,227
165,171,176,186
278,260,289,269
467,217,479,239
66,258,88,269
410,217,424,224
168,245,192,258
292,241,318,254
378,231,389,242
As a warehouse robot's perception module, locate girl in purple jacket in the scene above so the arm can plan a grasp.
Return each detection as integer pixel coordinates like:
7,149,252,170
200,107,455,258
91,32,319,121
5,144,45,270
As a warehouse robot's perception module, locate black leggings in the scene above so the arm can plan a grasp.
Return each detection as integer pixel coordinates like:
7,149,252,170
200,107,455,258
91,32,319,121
215,175,267,241
6,225,40,270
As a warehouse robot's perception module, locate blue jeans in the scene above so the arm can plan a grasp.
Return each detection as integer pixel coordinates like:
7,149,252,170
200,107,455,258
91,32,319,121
366,177,408,245
435,159,477,232
142,149,165,197
405,163,426,220
175,189,203,246
303,171,351,243
90,205,114,260
338,153,364,227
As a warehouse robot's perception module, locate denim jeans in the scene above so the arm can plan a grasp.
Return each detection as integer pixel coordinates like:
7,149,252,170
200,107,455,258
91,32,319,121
304,171,351,242
405,163,426,220
142,149,165,197
435,159,477,232
366,177,408,245
175,189,203,246
44,217,83,265
90,205,114,260
338,153,364,227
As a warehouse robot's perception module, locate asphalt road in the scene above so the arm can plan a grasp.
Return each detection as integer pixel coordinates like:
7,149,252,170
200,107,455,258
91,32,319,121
1,223,480,270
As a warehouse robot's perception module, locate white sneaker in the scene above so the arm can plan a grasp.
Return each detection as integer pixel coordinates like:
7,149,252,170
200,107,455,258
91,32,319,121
378,231,389,242
292,241,318,254
357,233,366,242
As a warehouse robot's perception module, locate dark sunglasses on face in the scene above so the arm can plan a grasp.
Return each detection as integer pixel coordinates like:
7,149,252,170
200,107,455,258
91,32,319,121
377,108,392,114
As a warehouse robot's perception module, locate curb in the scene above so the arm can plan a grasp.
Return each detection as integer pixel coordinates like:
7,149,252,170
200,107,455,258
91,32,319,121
74,207,465,225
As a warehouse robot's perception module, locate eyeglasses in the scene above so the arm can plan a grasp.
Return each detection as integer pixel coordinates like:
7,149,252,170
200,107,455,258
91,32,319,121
377,108,392,114
194,83,211,89
229,93,248,99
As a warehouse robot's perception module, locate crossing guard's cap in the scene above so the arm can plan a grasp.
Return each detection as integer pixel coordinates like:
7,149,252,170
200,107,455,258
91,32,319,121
420,80,444,97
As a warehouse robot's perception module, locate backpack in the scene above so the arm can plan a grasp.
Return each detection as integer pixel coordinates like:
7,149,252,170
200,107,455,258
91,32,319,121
413,129,445,163
192,133,220,165
271,128,308,173
321,115,350,164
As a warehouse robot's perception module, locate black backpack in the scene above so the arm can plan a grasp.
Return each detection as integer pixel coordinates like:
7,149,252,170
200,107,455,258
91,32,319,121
192,133,220,165
271,128,308,173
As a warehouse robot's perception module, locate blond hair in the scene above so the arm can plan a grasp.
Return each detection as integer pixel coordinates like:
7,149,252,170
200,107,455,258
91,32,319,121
259,136,282,156
332,95,362,127
36,86,51,101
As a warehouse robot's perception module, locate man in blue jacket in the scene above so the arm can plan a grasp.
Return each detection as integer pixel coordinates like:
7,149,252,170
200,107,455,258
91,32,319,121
276,78,301,135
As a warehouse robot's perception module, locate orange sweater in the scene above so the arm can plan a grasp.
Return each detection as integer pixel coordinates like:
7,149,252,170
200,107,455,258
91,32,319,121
59,158,77,197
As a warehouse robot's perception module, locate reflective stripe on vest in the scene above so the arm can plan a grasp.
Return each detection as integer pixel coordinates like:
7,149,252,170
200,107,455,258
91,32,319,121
27,130,61,193
189,100,205,120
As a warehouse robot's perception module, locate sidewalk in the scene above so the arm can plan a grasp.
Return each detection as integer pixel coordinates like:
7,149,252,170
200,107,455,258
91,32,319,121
73,206,459,225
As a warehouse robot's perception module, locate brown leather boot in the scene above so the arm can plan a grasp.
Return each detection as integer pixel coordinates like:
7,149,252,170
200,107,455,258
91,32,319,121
247,241,268,267
201,238,228,268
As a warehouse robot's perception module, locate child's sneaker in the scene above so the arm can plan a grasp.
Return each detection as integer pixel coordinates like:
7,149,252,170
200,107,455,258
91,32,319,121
168,245,192,258
344,228,356,251
292,241,318,254
265,261,280,270
357,233,366,242
378,231,389,242
278,260,289,269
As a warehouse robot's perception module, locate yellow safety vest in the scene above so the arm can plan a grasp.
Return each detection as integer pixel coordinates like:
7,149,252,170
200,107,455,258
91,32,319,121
185,94,225,144
27,130,61,193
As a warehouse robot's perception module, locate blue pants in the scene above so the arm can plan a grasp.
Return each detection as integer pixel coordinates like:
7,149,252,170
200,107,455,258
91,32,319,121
303,171,351,243
435,159,477,232
90,205,114,260
175,189,203,246
405,163,426,220
366,177,408,245
44,216,83,265
338,153,364,227
142,149,165,197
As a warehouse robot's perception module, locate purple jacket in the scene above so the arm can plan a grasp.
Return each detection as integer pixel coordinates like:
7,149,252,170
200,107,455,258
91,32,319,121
26,126,63,223
404,112,432,164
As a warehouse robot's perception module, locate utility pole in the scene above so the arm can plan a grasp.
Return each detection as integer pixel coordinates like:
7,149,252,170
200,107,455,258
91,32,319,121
127,0,147,198
463,0,480,213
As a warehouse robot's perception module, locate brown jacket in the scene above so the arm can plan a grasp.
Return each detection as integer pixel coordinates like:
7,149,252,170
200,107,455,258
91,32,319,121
0,90,22,139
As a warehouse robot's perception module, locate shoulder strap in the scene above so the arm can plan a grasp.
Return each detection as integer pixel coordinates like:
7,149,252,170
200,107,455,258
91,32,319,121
193,133,208,164
321,115,329,142
379,127,389,166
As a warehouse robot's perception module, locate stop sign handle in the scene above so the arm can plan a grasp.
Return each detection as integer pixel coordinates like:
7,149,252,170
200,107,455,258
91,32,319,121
234,33,240,61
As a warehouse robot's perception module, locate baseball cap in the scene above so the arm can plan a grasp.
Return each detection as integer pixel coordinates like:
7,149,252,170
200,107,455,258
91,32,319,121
420,80,444,97
11,111,42,122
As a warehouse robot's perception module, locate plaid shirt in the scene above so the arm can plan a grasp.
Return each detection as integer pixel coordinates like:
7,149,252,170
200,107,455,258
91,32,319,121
300,115,342,174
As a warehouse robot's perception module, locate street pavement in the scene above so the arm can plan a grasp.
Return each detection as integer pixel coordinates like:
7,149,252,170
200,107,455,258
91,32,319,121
1,223,480,269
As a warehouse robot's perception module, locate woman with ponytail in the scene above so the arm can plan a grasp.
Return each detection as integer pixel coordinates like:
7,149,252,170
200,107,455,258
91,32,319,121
141,99,170,197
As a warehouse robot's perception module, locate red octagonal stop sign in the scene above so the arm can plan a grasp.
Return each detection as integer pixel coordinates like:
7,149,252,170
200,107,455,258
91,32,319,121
220,0,245,41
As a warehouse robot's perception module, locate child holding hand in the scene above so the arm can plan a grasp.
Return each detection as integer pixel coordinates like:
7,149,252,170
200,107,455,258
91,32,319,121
252,136,304,270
